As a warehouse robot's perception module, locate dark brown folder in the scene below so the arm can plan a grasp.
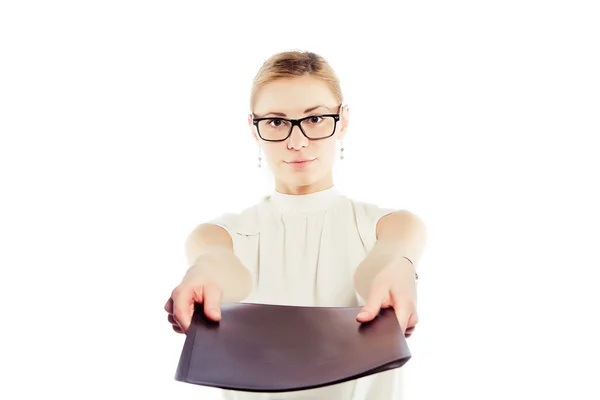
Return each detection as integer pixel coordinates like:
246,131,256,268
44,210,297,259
174,302,411,393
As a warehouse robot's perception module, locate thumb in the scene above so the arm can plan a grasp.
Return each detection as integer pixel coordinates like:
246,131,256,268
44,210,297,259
357,286,386,323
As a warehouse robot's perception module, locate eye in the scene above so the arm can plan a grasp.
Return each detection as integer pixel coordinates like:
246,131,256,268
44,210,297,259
308,116,323,124
268,119,284,127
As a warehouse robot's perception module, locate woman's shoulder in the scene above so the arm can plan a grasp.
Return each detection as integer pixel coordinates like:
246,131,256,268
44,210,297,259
341,194,397,219
334,194,398,250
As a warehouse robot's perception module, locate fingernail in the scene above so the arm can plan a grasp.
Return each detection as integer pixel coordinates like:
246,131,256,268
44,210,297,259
357,312,368,319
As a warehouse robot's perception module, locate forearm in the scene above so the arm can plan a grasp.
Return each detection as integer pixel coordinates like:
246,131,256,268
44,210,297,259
183,223,252,302
185,249,253,302
353,210,426,300
353,241,415,300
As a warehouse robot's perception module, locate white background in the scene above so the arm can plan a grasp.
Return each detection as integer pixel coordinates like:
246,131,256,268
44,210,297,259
1,1,599,399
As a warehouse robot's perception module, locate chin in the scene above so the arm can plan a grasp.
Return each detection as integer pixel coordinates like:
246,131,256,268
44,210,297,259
291,171,329,186
289,175,317,186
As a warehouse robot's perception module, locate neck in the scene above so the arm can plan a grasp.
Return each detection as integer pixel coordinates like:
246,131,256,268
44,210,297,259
270,185,340,214
274,175,334,195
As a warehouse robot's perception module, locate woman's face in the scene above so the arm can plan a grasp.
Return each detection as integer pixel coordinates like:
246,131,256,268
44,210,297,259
249,75,349,195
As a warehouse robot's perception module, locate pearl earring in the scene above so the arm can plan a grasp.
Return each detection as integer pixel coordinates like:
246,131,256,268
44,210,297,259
258,147,262,168
340,140,345,160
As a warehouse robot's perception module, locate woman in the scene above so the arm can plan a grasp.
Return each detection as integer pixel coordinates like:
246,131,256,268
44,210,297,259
164,50,427,399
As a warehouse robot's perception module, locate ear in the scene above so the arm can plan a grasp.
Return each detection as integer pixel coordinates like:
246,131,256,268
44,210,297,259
338,104,350,141
248,113,259,143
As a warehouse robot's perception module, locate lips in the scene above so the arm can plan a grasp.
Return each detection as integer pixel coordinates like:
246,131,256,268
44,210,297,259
286,159,315,163
284,158,316,167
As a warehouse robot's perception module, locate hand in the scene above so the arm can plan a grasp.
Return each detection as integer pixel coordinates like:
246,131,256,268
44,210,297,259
164,268,223,334
356,261,418,338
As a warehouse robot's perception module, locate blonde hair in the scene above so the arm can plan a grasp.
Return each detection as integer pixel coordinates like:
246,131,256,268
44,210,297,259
250,50,343,111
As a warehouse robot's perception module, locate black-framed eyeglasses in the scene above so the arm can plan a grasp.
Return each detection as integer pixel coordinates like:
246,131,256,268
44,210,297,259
252,108,342,142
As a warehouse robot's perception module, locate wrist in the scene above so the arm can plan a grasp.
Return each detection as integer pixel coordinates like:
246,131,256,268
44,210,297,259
184,253,222,281
382,255,418,281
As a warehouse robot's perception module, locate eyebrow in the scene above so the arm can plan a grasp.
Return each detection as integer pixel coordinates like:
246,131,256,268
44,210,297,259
254,105,333,118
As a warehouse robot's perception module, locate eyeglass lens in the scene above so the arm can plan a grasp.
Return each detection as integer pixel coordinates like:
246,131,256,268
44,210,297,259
257,116,336,141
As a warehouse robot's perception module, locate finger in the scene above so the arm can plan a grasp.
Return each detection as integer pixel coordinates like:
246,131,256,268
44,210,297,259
202,283,222,321
172,325,183,334
164,297,174,314
172,286,199,333
406,312,419,337
357,287,386,322
394,306,412,334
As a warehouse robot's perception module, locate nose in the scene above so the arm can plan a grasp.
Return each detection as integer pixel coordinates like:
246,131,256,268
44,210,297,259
287,124,308,150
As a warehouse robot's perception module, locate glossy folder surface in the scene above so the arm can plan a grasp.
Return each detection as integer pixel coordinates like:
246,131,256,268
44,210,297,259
175,302,411,393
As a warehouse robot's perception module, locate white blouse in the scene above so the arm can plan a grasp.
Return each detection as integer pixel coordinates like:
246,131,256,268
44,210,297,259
209,186,406,400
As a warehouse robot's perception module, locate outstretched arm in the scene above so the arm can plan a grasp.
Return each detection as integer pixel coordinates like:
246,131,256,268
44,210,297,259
164,223,252,333
353,210,427,335
183,223,253,303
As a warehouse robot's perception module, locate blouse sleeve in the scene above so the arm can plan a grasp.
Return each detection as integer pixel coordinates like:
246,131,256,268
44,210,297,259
207,212,238,236
207,204,261,238
353,201,396,252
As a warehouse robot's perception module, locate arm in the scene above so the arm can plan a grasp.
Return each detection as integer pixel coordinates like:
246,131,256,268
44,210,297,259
353,210,427,298
353,210,427,334
165,223,252,333
183,223,253,302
